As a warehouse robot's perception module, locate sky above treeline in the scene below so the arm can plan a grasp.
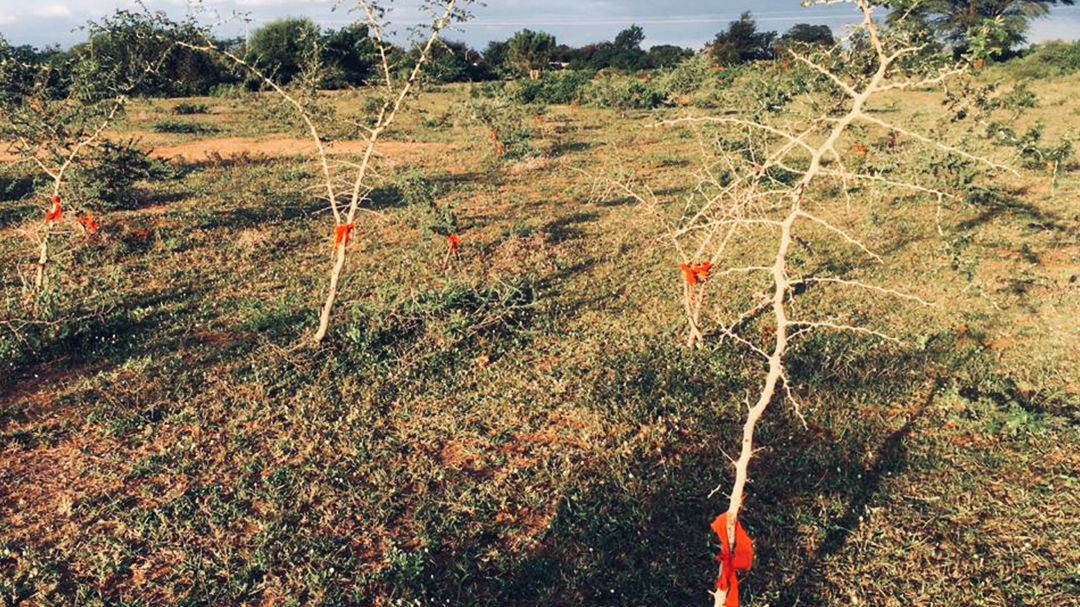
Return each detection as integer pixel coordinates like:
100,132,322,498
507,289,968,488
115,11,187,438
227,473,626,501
2,0,1079,51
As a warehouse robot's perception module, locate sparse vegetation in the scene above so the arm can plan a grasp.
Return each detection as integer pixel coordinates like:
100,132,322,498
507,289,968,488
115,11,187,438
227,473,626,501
2,2,1079,607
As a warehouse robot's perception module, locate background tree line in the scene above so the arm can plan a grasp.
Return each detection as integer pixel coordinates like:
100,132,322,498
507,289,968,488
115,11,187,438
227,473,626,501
1,0,1073,96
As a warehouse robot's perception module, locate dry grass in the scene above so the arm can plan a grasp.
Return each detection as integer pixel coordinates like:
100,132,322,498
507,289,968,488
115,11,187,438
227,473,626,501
1,65,1078,606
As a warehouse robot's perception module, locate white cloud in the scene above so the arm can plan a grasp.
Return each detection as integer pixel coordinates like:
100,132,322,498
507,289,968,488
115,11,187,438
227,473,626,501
32,4,73,18
233,0,331,6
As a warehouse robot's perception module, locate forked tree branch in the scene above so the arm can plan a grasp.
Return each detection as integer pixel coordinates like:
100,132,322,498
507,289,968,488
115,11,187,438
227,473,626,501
629,2,1014,605
313,0,461,344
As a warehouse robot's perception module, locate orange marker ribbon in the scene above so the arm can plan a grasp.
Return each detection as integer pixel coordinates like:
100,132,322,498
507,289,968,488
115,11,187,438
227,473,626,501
680,263,698,286
489,130,506,156
333,223,354,249
447,233,460,253
75,211,98,234
680,261,712,286
45,195,62,222
712,513,753,607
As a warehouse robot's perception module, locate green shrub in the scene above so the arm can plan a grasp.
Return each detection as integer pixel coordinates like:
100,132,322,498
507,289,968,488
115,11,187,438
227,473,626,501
580,75,664,109
207,83,244,98
653,53,713,100
152,120,219,134
998,40,1080,80
469,81,505,99
69,138,171,210
173,103,210,115
508,70,592,105
463,98,539,159
0,164,38,201
395,170,437,208
427,200,458,237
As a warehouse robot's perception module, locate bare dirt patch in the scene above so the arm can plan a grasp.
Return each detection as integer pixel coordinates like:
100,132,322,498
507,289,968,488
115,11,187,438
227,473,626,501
1,136,457,164
148,137,456,165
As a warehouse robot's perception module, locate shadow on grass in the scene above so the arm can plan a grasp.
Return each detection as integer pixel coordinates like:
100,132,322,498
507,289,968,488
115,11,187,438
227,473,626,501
771,379,940,606
958,187,1074,233
0,286,214,407
543,212,599,244
406,336,942,606
0,201,35,231
191,195,326,231
551,141,593,157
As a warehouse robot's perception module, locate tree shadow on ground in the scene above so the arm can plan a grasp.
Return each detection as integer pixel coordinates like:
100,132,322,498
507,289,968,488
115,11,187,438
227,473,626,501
542,212,599,244
1,287,206,390
190,196,326,231
0,200,34,230
411,336,942,606
770,380,940,606
958,187,1074,234
550,141,592,157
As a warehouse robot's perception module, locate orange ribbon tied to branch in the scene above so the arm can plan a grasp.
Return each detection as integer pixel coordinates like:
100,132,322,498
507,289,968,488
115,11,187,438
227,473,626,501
712,513,753,607
489,129,506,156
680,261,712,286
447,233,460,253
75,211,98,234
45,196,62,222
680,263,698,286
333,223,354,249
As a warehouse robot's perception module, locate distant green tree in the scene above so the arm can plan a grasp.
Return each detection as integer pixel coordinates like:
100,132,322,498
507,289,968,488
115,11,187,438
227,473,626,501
0,39,68,99
506,29,556,77
646,44,694,68
780,23,835,47
709,12,777,65
560,27,648,73
883,0,1075,53
773,24,835,59
614,25,645,52
422,40,491,82
246,18,320,84
321,23,377,86
483,40,510,77
609,24,648,70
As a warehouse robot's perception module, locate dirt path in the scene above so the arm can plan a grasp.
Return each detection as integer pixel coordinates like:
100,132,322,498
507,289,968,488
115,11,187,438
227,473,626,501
1,136,457,164
149,136,455,164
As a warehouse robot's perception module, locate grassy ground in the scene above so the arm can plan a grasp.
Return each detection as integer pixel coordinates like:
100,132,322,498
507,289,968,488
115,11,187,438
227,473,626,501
1,72,1079,606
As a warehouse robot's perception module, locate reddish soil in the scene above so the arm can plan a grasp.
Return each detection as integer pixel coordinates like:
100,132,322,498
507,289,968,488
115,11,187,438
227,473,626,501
1,137,456,164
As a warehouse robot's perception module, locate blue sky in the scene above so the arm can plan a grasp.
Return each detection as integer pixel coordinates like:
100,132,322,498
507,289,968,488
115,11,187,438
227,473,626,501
1,0,1078,50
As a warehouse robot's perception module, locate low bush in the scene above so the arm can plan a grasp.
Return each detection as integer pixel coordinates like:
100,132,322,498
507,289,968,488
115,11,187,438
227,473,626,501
579,75,664,109
463,98,539,159
207,83,244,98
69,138,172,210
0,164,38,201
173,103,210,115
997,40,1080,80
395,170,438,208
152,120,219,134
508,71,592,105
652,53,715,101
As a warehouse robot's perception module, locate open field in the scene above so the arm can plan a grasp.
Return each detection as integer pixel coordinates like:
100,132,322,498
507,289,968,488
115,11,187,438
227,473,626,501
2,67,1080,607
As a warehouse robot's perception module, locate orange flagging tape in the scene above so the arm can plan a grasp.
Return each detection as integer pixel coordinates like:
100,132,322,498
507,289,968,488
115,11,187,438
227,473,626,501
76,212,98,234
447,233,460,253
490,130,506,156
334,223,354,249
681,263,698,286
681,261,712,286
712,513,753,607
45,196,62,222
